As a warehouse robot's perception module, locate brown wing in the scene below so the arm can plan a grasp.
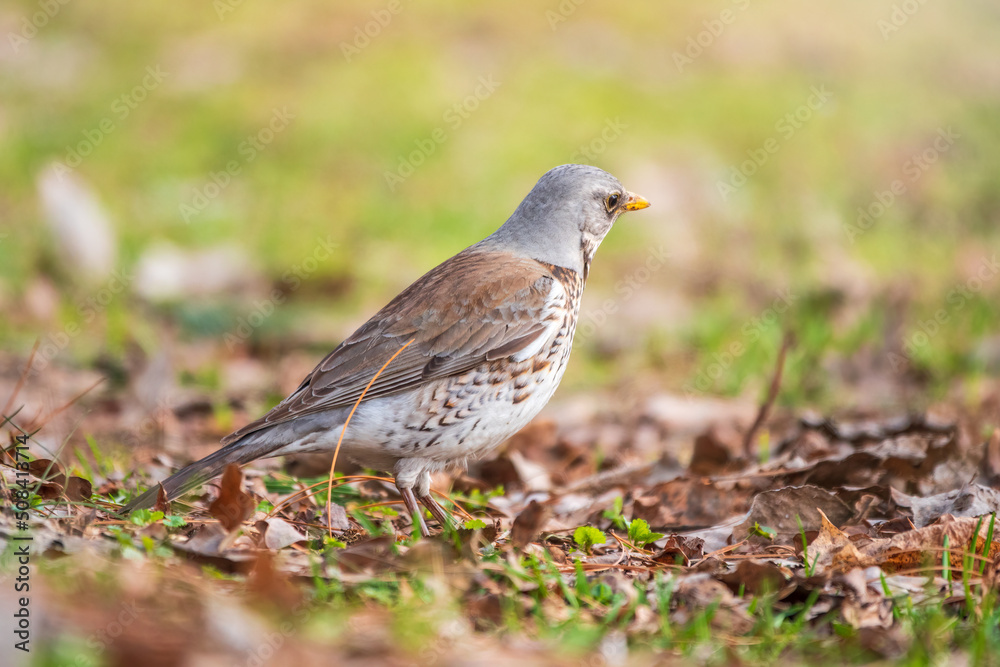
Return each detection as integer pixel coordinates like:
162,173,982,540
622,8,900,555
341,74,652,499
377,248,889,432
221,248,564,445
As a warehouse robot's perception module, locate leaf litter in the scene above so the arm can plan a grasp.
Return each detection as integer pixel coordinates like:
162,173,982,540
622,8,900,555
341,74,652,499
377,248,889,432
2,349,1000,664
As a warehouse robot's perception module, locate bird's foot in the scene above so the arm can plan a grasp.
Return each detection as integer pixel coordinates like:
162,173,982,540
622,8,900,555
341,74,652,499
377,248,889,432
418,492,454,532
398,486,430,537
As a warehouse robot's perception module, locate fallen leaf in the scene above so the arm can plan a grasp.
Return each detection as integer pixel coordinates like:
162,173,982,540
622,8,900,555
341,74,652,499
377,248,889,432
833,485,897,522
139,522,168,541
64,476,92,501
718,560,790,597
464,593,503,629
25,458,91,501
258,517,307,550
869,514,1000,575
633,477,749,529
248,550,302,610
173,524,257,568
27,458,64,479
802,452,885,488
892,484,1000,528
209,464,255,533
653,535,704,566
476,457,522,491
511,499,550,548
671,573,753,634
27,458,70,498
336,535,398,574
838,567,893,629
153,483,171,514
321,502,351,532
36,481,64,500
688,428,742,476
507,450,552,493
734,485,853,539
856,625,909,659
808,509,864,573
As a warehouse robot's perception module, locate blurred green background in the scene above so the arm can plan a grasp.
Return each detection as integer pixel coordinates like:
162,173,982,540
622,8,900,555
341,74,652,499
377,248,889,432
2,0,999,412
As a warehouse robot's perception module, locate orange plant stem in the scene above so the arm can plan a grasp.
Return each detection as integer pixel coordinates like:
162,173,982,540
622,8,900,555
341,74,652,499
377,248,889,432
326,338,415,537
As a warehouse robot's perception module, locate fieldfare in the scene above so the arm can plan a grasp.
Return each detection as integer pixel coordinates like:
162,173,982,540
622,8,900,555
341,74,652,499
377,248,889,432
124,164,650,535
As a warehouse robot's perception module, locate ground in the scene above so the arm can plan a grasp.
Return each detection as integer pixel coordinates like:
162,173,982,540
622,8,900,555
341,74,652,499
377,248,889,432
1,1,1000,665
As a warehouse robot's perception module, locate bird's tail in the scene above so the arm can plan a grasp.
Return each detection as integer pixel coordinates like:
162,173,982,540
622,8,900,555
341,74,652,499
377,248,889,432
121,432,277,514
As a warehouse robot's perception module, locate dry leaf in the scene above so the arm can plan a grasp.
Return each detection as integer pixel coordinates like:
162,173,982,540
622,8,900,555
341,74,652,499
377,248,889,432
869,514,1000,575
511,499,550,548
672,573,753,634
322,502,351,532
153,483,171,514
25,459,91,501
209,464,255,533
27,458,64,479
838,567,893,629
247,550,302,610
259,517,307,550
465,593,503,629
336,535,398,574
633,477,749,529
892,484,1000,528
36,481,64,500
734,485,854,539
718,560,790,597
653,535,704,566
808,509,864,573
64,476,92,501
173,524,257,568
688,428,742,476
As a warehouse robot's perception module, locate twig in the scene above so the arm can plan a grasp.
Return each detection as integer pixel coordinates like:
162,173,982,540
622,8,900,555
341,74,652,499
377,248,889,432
742,331,793,458
31,377,105,432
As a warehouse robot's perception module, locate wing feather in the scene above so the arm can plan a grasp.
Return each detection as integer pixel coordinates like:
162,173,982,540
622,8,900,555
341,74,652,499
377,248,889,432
221,249,566,445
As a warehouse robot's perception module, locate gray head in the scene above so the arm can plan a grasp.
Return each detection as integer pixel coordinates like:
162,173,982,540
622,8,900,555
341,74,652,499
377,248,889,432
481,164,650,279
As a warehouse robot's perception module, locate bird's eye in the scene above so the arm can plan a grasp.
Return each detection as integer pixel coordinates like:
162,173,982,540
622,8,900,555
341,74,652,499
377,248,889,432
605,193,620,211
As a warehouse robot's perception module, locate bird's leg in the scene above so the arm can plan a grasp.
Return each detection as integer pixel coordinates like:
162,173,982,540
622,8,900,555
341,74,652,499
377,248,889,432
418,493,454,531
415,471,453,531
398,484,430,537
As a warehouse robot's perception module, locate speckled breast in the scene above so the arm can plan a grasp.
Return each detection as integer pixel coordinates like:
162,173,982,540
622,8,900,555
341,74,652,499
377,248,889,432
400,262,584,462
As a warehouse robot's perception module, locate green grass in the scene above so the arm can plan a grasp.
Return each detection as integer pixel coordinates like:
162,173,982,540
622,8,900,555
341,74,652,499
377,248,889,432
15,519,1000,666
3,1,1000,413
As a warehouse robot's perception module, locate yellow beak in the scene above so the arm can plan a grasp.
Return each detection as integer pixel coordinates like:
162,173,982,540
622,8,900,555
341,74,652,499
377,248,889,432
623,191,650,212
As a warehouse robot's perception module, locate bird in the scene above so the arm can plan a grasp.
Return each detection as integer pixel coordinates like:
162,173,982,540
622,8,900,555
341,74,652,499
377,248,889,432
123,164,650,535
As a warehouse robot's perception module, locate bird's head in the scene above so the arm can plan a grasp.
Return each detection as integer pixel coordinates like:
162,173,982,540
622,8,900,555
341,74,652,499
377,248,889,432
489,164,650,279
